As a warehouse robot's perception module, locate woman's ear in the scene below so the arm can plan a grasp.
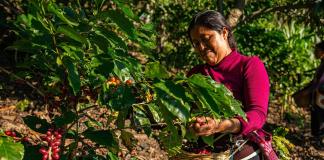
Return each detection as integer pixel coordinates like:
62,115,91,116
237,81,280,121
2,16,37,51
222,27,228,40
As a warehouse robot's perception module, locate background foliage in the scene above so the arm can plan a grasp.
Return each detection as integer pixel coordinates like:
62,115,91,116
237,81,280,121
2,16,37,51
131,0,323,111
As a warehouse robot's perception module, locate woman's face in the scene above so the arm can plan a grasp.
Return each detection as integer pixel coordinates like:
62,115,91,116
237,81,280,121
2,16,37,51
190,25,232,66
315,47,324,59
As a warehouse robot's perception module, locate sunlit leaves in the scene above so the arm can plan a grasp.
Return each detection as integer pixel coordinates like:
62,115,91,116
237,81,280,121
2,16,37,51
187,74,246,120
47,3,79,27
57,26,87,44
0,136,24,160
153,80,191,123
98,10,136,40
95,27,127,50
144,62,170,79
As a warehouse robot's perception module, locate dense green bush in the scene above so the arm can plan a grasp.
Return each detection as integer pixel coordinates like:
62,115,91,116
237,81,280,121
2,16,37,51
236,16,319,108
1,0,247,159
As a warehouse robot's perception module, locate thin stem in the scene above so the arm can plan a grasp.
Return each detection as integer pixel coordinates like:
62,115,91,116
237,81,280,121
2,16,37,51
78,104,99,113
0,66,45,97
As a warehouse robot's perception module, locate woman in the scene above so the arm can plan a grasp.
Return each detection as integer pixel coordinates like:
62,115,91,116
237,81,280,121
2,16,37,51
311,41,324,150
186,10,277,160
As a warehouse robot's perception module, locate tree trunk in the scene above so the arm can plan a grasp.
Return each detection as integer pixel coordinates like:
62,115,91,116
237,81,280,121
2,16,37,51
226,0,245,28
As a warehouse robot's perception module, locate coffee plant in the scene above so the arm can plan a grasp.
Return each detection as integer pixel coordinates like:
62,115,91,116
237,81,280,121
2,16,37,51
0,0,248,159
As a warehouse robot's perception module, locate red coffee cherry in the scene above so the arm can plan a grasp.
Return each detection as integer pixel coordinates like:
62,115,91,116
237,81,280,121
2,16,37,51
53,140,61,147
4,130,12,136
52,147,60,153
55,134,62,139
115,79,121,85
110,77,116,82
39,147,48,155
52,153,60,160
42,154,48,160
11,131,16,137
126,79,133,86
46,131,52,136
22,136,30,142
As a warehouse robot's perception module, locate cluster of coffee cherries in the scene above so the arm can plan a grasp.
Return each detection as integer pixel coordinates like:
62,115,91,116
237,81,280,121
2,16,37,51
196,148,211,154
106,77,133,86
39,128,63,160
4,130,29,142
106,77,121,86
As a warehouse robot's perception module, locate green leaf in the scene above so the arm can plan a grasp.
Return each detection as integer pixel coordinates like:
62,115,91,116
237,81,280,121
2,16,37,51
202,135,214,147
57,26,86,44
47,3,79,27
113,60,132,82
92,54,114,77
154,80,190,123
16,14,34,28
140,23,155,33
158,125,182,156
112,49,142,80
107,152,119,160
144,62,170,79
156,98,185,155
185,129,198,142
112,0,139,21
23,116,50,134
59,43,84,60
147,103,163,123
108,86,135,111
0,137,24,160
98,10,136,39
133,106,151,127
62,57,80,95
188,74,246,120
90,33,110,53
54,110,77,128
95,27,127,50
83,130,117,147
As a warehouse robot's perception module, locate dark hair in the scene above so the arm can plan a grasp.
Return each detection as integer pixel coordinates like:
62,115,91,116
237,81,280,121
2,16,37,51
187,10,237,49
316,41,324,51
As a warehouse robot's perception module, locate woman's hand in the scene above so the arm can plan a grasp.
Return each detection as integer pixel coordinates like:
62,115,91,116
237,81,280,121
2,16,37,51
190,116,220,136
190,117,241,136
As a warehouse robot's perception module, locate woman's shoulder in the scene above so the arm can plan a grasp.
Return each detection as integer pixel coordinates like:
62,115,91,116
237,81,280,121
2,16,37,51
238,52,265,68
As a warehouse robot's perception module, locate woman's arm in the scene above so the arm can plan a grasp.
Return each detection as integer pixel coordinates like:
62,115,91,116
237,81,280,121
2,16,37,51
237,56,270,135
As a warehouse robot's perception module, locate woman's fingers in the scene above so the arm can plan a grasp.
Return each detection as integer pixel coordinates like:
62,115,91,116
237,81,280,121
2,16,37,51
196,116,206,123
190,116,219,136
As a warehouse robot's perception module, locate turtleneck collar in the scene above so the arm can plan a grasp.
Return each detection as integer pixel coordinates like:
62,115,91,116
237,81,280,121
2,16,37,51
206,49,239,70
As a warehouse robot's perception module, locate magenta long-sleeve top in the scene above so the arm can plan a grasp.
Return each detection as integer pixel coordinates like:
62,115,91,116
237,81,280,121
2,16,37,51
187,49,270,136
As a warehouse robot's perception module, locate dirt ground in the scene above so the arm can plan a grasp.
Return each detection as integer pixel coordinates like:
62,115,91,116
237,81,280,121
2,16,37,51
266,100,324,160
1,76,324,160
